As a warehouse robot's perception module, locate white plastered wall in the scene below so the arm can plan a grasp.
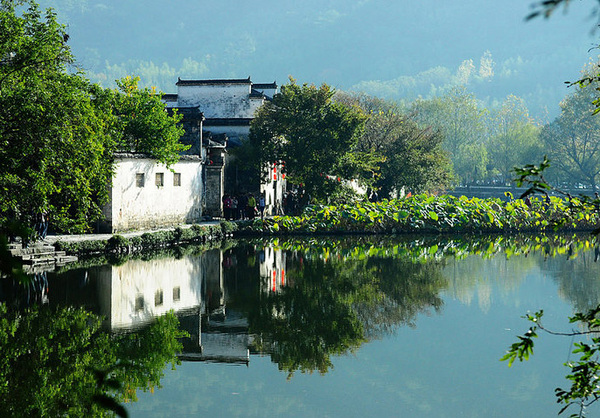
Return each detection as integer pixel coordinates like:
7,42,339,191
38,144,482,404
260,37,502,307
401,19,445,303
109,156,203,232
99,257,203,331
177,83,254,118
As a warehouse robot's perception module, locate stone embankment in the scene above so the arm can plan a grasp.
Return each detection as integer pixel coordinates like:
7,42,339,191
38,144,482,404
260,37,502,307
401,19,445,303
41,221,233,257
8,241,78,273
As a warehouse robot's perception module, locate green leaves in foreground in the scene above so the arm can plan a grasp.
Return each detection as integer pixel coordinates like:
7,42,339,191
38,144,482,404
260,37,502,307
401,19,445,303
500,311,541,367
502,307,600,417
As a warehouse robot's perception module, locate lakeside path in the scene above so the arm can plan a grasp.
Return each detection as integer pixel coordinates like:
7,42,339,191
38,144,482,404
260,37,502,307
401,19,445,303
42,221,221,245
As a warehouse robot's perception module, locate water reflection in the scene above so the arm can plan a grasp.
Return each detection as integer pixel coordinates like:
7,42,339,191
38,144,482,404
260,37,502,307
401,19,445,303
0,303,184,416
8,235,599,369
247,244,447,377
3,233,600,413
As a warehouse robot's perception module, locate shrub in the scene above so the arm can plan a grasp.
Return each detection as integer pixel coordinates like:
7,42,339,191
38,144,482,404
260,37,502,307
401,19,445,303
106,235,130,253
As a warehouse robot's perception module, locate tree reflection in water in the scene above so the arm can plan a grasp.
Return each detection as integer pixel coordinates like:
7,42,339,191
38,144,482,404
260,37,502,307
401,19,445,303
1,232,597,413
234,234,599,378
0,303,185,417
242,238,448,378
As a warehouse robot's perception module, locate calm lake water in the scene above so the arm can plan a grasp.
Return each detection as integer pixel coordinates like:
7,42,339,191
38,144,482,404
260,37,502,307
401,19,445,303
4,234,600,417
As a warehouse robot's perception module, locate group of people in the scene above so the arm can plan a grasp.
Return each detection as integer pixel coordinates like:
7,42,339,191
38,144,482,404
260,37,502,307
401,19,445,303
222,189,313,220
280,190,310,216
222,193,265,220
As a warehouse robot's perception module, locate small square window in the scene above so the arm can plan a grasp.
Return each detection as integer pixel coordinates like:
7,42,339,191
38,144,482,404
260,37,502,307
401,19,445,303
136,173,145,187
173,173,181,187
155,173,164,187
173,286,181,301
135,295,144,311
155,289,164,307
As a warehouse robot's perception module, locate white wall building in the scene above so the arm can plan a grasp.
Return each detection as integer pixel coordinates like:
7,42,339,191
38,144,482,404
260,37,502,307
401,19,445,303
164,77,276,146
101,154,204,232
164,77,285,215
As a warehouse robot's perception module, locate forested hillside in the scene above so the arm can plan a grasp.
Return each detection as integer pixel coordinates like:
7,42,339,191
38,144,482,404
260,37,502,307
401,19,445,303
38,0,595,119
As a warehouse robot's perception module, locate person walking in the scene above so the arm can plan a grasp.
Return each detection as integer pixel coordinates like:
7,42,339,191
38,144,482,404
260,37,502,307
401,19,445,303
238,193,248,220
247,194,257,219
222,194,232,220
231,195,239,220
259,194,266,219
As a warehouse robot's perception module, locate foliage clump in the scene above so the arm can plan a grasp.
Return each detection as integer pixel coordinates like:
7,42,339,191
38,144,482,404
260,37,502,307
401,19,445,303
0,1,186,236
54,224,228,256
236,194,600,236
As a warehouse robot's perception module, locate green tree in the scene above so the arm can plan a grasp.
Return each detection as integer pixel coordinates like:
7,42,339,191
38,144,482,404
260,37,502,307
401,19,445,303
486,95,542,184
0,0,117,233
0,0,186,235
337,92,452,197
410,86,488,184
455,141,489,185
249,78,367,201
540,66,600,190
113,76,186,168
369,111,452,196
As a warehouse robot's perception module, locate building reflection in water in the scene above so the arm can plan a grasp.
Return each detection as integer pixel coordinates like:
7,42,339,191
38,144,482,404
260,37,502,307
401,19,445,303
259,246,287,294
29,246,288,366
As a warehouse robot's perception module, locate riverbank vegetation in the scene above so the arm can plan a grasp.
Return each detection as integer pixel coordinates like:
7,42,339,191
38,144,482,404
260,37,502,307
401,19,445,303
53,222,236,257
235,193,600,236
48,191,600,258
0,1,186,237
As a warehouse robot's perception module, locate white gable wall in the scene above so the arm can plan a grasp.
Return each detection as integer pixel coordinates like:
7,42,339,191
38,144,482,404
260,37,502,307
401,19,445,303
106,156,203,232
177,83,255,118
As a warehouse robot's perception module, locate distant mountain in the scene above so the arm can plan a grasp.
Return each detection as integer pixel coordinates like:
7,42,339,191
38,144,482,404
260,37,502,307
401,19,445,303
38,0,598,119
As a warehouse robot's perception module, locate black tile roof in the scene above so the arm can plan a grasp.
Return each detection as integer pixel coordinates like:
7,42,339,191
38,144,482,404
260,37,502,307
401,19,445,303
204,118,252,126
249,89,266,99
176,77,252,86
114,152,201,161
166,106,204,120
252,82,277,89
